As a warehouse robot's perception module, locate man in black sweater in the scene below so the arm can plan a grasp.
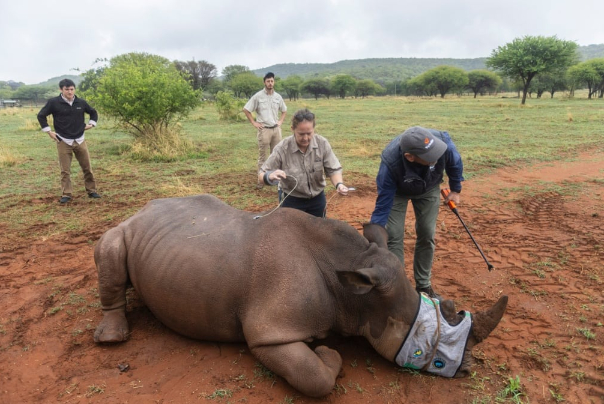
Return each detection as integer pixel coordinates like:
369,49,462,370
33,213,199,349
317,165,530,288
37,79,101,204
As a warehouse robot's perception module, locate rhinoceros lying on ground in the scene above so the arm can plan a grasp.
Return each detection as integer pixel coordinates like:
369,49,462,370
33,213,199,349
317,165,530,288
94,194,507,397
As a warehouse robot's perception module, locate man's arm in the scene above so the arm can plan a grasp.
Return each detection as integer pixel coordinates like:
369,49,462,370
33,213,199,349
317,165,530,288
37,100,60,142
278,110,286,127
370,163,397,227
440,131,464,193
83,100,98,130
37,100,52,130
243,108,263,130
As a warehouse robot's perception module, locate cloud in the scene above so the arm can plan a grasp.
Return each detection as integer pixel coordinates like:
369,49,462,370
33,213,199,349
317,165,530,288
1,0,603,84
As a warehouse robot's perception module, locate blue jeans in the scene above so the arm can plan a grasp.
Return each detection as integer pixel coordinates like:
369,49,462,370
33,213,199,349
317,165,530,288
279,190,326,218
385,186,440,289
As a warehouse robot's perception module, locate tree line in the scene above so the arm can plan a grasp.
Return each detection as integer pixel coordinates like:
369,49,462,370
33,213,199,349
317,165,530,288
2,36,604,159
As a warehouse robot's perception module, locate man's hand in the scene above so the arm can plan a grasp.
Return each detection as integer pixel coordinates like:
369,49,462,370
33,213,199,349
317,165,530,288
253,121,264,130
445,191,461,205
48,131,60,142
85,124,94,130
269,170,287,182
336,183,349,196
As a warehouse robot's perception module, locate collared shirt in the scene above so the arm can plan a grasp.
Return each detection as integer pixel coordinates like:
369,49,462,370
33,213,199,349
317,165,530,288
243,89,287,127
261,134,342,199
39,93,97,144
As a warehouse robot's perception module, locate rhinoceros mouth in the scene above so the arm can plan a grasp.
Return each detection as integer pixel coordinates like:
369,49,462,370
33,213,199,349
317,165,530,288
394,293,472,377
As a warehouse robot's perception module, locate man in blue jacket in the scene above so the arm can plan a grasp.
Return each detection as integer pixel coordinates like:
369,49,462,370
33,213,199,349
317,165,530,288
369,126,464,299
37,79,100,204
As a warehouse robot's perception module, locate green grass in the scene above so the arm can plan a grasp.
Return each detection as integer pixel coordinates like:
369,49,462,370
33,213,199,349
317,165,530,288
1,94,603,245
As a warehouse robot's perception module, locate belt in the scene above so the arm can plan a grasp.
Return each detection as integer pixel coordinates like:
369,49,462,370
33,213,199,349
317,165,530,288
263,125,278,129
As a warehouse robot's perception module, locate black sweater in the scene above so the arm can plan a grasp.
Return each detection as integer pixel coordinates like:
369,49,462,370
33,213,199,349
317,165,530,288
37,95,98,139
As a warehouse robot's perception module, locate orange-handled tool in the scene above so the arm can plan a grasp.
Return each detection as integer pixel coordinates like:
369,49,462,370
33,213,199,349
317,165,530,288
441,188,457,211
441,188,494,271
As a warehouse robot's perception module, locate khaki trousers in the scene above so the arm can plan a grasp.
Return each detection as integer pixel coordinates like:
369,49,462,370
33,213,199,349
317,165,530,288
56,139,97,196
257,126,282,174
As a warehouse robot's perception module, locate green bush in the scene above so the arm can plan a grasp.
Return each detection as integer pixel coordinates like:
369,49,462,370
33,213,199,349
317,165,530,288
215,91,245,121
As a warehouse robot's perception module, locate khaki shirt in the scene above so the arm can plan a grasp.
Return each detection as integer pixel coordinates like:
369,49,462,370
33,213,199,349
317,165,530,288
261,134,343,198
243,89,287,127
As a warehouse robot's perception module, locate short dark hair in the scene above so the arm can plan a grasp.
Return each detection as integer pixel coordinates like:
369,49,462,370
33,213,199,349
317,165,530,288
291,108,315,129
263,72,275,81
59,78,76,89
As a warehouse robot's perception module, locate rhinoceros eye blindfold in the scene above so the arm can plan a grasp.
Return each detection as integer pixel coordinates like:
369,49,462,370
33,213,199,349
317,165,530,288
395,294,472,377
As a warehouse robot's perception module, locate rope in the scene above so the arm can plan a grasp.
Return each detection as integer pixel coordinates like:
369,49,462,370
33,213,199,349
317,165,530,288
253,175,298,220
421,294,442,372
322,188,341,218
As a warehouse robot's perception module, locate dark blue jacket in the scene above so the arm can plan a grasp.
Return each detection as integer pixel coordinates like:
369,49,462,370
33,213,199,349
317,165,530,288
37,95,98,139
370,129,464,226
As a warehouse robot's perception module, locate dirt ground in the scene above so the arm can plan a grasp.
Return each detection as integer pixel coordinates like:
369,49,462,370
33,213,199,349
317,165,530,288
1,153,603,404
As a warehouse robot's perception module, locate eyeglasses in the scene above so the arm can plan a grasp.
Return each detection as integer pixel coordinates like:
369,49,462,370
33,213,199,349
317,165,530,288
294,111,315,121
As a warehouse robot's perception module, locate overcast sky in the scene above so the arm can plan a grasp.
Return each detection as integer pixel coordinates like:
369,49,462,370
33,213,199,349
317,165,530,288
2,0,603,85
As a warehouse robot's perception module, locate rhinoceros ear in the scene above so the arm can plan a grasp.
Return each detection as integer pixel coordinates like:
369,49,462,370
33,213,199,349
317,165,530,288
362,223,388,249
337,267,383,295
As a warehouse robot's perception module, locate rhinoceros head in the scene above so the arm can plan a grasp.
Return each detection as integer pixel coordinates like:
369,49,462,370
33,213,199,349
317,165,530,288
350,223,508,377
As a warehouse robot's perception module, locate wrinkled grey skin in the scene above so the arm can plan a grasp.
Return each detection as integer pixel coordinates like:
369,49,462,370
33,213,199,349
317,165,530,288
94,195,507,397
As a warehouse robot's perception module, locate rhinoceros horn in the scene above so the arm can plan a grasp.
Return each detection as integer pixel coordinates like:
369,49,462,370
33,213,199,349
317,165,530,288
470,295,508,342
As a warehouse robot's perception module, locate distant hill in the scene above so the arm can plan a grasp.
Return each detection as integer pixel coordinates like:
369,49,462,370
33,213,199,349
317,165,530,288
20,43,604,86
253,58,486,83
579,44,604,60
253,44,604,83
36,75,82,87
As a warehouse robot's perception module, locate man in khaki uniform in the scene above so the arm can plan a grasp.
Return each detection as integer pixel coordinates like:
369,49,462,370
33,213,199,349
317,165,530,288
243,72,287,188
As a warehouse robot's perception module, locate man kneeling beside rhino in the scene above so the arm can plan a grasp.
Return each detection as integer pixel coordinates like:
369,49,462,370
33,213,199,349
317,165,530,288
94,194,507,397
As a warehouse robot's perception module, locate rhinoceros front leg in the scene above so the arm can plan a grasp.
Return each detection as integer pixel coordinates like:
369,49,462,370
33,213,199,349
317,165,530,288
93,227,130,343
251,342,342,397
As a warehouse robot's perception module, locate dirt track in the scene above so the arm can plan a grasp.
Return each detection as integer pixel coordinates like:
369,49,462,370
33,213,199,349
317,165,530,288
1,153,603,403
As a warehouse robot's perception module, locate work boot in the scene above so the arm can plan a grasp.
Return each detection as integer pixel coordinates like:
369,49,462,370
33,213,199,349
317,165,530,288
416,285,442,301
59,196,72,204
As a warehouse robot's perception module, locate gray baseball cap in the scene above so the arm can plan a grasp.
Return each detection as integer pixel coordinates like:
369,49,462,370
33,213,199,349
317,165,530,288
399,126,447,163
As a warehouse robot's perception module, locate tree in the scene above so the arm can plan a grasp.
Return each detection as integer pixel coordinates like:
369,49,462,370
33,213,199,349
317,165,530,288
406,75,435,96
221,65,250,87
530,72,568,98
88,52,201,149
281,75,303,101
79,59,108,95
355,79,383,98
467,70,502,97
301,78,331,100
486,35,579,104
567,63,600,98
214,91,245,121
418,66,468,98
228,72,262,98
331,74,356,99
0,81,15,98
174,60,217,90
584,58,604,98
13,85,53,104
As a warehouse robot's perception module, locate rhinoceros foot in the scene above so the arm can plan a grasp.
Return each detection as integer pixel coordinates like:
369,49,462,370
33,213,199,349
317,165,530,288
314,345,342,378
94,309,129,343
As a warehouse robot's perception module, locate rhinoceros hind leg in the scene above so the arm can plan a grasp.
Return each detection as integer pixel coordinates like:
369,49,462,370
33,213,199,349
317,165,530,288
251,342,342,397
94,308,129,343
